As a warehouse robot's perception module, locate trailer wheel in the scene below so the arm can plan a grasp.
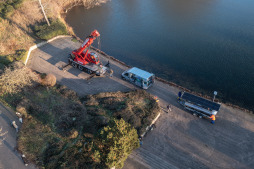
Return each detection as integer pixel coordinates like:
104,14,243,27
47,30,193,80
78,65,83,71
199,115,203,119
87,69,92,74
72,62,77,68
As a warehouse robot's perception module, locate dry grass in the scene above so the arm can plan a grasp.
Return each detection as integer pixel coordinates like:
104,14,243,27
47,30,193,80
0,0,108,56
0,62,38,95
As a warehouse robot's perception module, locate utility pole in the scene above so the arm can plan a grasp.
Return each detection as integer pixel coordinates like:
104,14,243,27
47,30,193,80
38,0,50,26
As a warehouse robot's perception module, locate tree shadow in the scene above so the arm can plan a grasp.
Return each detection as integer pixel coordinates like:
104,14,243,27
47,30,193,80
5,18,42,44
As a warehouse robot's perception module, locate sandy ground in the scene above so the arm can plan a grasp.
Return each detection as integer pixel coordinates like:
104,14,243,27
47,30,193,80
4,36,253,169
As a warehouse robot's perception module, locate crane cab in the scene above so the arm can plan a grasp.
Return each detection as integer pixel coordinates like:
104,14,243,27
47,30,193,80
89,52,99,64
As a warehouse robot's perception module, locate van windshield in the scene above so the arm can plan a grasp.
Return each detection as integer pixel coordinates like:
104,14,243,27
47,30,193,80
148,75,155,86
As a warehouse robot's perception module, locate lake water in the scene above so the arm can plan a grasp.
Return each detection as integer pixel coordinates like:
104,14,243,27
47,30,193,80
65,0,254,111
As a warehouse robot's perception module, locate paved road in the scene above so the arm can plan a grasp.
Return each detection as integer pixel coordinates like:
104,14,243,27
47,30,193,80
27,37,254,169
0,103,36,169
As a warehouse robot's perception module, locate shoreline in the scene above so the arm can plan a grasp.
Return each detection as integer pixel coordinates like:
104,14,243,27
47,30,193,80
70,35,253,114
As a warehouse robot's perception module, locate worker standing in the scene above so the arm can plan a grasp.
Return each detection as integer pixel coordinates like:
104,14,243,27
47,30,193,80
105,60,110,68
167,104,172,113
210,114,216,124
109,68,113,77
154,96,159,102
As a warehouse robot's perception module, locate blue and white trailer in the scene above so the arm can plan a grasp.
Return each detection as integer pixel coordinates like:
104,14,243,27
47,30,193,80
178,91,221,118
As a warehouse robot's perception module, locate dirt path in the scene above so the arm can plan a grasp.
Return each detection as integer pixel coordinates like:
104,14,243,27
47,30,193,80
27,37,254,169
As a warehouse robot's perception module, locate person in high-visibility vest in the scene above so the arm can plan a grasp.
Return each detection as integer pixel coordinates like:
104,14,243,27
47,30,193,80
210,114,216,124
154,96,159,102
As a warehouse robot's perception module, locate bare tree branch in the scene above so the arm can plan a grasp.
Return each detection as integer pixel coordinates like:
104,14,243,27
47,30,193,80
38,0,50,26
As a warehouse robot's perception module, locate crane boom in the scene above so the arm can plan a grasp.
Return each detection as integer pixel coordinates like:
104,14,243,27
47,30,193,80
76,30,100,55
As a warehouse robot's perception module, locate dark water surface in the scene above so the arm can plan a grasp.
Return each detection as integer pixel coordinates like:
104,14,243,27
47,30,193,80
65,0,254,111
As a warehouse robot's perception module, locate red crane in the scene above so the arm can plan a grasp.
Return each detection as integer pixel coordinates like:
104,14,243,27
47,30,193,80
68,30,106,75
71,30,101,65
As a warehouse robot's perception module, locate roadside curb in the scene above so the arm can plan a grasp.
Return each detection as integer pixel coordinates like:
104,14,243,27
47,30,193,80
140,112,161,138
24,35,72,65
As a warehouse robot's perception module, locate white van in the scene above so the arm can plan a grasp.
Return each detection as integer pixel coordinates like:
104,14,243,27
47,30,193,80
121,67,155,89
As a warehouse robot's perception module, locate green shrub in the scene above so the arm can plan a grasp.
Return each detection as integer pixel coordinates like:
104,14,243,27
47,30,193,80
0,49,27,66
35,20,68,40
3,5,14,17
0,63,5,70
6,0,14,4
13,0,23,9
0,55,13,65
0,0,24,18
0,3,5,12
14,49,27,61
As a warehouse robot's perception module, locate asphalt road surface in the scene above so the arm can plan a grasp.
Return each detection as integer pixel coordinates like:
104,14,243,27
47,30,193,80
24,36,254,169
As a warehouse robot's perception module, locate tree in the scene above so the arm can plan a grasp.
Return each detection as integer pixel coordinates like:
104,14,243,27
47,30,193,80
98,118,139,168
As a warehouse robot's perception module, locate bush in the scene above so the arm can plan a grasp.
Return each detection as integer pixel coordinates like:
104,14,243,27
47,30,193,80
15,49,27,62
0,63,5,71
0,0,24,18
0,55,13,65
85,90,160,135
3,5,14,17
35,20,68,40
57,85,79,101
40,74,56,86
0,3,5,12
0,49,27,66
13,0,24,9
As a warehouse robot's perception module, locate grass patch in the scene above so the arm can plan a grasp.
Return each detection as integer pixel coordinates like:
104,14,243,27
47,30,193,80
83,90,160,135
34,19,68,40
0,49,27,66
0,55,13,65
71,37,79,42
0,0,24,18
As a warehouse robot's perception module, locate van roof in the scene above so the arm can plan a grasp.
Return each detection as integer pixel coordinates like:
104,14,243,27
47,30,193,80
127,67,154,80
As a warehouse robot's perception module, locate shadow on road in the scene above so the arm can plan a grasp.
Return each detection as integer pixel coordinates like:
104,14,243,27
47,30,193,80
187,118,254,169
